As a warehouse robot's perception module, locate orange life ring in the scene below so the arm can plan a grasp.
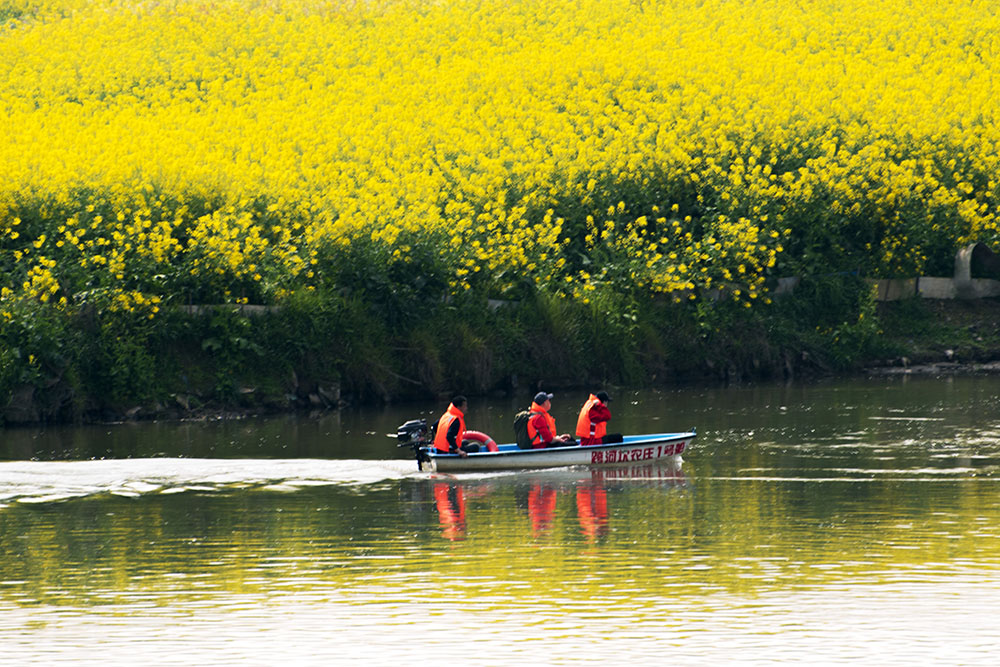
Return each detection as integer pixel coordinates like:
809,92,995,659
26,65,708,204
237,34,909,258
462,430,498,452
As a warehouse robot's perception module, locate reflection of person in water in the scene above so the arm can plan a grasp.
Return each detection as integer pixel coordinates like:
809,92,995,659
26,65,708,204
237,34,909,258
528,483,558,536
576,484,609,541
434,482,466,541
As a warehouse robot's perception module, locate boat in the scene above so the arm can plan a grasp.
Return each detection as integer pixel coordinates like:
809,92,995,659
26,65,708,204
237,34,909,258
392,418,695,472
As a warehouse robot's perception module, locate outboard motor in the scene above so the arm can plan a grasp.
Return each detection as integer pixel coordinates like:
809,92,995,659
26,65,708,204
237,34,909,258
391,418,434,471
395,418,430,446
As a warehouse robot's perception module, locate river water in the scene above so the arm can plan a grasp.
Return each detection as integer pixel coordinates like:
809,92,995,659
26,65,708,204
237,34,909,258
2,375,999,664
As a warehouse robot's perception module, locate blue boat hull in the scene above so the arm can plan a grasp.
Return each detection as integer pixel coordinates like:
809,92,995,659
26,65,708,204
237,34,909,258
421,432,695,472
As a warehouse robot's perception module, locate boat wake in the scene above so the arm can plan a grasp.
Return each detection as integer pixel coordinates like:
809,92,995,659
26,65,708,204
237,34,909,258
0,458,419,506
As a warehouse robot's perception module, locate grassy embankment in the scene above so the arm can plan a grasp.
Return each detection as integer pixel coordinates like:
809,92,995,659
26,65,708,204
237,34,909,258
2,0,1000,423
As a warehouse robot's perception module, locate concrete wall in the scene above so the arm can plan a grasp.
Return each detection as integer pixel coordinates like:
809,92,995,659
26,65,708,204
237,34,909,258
781,243,1000,302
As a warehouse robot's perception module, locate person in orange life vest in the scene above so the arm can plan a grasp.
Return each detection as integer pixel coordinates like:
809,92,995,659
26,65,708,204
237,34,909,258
575,391,622,446
433,396,475,458
527,391,575,448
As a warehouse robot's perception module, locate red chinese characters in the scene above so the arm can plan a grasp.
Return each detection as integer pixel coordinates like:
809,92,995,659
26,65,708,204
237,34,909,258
591,441,687,465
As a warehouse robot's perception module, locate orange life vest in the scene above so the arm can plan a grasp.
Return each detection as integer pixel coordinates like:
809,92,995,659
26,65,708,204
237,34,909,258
526,401,557,448
576,394,608,440
433,403,466,453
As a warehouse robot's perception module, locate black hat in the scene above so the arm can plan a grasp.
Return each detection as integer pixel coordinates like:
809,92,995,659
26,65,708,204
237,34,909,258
533,391,554,404
596,391,611,402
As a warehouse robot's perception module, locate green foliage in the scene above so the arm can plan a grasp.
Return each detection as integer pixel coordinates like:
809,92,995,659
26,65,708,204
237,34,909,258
0,0,29,23
0,294,78,397
312,231,452,330
95,317,159,404
578,287,643,384
0,261,983,425
771,275,885,369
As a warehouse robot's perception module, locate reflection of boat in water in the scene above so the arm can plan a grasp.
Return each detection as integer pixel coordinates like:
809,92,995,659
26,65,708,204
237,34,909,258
394,419,695,473
429,461,687,541
503,458,689,486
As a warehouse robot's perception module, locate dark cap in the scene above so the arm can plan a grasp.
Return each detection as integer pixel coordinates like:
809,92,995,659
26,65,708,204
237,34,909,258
533,391,553,404
596,391,611,402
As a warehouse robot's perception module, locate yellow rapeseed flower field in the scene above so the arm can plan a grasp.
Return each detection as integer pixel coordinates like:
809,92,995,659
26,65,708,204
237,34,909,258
1,0,998,317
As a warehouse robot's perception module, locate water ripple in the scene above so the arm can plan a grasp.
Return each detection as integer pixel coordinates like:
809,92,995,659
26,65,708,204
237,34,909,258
0,458,418,505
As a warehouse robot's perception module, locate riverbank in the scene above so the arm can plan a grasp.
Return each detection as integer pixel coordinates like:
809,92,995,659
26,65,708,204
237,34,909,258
4,281,1000,427
6,2,1000,424
870,298,1000,370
